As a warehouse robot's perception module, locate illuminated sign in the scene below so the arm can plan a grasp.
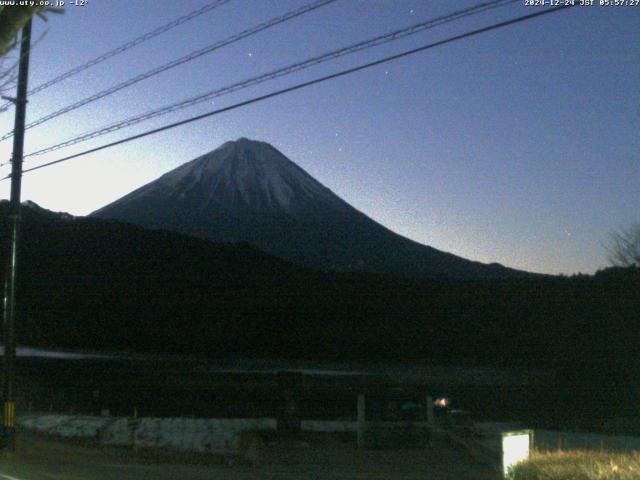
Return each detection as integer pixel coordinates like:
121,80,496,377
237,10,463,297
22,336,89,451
501,430,533,477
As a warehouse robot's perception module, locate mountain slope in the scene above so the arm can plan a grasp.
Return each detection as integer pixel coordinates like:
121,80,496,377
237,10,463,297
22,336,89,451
92,138,530,279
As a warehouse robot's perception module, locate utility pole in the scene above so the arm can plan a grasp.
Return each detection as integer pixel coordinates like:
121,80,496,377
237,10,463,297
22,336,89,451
2,18,32,452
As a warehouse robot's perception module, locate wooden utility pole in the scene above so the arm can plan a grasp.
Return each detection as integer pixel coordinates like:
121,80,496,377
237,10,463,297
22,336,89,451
2,17,32,452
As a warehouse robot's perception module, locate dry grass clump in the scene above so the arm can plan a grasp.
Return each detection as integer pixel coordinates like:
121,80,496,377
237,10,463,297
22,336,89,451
509,450,640,480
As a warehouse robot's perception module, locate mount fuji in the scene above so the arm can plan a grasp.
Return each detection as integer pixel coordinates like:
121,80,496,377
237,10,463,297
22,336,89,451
91,138,528,279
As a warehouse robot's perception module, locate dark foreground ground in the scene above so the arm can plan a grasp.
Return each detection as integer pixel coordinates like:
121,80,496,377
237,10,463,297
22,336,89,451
0,429,498,480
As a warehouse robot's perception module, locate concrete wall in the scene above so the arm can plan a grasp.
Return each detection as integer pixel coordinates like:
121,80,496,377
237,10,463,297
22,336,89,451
19,414,277,454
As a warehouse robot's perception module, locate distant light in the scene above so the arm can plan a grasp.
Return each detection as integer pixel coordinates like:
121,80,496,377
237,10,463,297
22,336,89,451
502,430,532,477
433,397,449,408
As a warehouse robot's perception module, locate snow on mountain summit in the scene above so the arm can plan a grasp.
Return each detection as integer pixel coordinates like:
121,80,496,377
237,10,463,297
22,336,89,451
107,138,348,215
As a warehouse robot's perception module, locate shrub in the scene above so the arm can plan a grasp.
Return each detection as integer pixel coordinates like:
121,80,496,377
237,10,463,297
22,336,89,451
509,450,640,480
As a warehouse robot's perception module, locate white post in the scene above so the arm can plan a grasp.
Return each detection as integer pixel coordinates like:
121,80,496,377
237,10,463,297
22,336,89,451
357,394,365,449
501,430,533,477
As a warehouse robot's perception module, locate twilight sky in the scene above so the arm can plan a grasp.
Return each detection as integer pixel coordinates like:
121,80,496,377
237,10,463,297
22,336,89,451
0,0,638,275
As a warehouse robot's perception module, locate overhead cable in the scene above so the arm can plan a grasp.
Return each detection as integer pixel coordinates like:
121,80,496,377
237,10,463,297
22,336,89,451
0,0,234,113
0,0,337,141
2,4,575,180
25,0,518,158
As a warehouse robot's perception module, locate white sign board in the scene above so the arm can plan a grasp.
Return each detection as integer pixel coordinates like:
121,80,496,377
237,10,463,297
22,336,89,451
502,430,532,477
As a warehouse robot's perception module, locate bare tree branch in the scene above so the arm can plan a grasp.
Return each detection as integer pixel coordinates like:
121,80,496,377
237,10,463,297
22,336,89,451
607,224,640,267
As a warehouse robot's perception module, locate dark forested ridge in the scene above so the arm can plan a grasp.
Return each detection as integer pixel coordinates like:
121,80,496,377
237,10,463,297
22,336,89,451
1,201,639,370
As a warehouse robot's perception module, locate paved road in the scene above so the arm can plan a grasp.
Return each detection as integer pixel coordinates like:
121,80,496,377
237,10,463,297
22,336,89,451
1,463,240,480
0,454,498,480
0,430,497,479
0,460,497,480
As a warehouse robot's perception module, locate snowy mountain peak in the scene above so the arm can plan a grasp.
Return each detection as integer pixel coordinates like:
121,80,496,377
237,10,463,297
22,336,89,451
91,139,529,279
95,139,349,216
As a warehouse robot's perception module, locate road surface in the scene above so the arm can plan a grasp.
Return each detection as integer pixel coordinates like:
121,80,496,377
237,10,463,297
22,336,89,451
0,430,497,479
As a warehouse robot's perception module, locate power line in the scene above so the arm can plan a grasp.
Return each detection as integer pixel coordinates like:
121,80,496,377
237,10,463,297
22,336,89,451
0,0,234,113
0,0,337,142
2,4,575,181
24,0,518,159
0,28,51,110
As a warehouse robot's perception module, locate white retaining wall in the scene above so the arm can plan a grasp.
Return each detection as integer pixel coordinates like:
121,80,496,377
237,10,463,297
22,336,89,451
18,415,358,454
19,414,277,454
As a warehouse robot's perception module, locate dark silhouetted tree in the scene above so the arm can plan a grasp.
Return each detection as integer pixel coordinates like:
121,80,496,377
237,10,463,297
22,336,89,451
0,6,61,103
